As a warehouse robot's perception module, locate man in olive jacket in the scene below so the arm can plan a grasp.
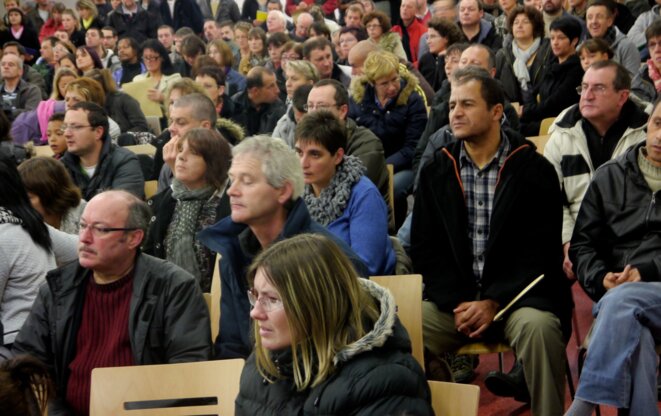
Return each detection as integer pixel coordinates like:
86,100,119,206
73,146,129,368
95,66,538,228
12,191,211,415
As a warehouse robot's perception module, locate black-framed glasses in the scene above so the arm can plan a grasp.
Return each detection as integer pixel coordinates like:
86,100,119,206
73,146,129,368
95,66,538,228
303,103,339,112
79,222,139,237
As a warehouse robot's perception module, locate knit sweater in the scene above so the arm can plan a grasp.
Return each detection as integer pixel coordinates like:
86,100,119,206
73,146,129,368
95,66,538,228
0,223,55,345
639,147,661,192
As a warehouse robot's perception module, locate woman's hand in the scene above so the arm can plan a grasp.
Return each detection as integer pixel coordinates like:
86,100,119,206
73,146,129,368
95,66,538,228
147,88,164,103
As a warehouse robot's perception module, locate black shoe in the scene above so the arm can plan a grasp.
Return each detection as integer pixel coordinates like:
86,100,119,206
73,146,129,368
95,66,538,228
484,361,530,403
450,353,479,384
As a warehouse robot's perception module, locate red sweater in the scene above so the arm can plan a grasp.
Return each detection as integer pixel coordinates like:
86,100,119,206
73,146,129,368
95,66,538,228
392,17,427,66
66,272,134,415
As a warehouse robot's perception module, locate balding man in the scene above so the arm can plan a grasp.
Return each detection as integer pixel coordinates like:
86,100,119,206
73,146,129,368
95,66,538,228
392,0,428,65
267,10,287,34
0,53,41,121
13,190,211,415
292,12,314,41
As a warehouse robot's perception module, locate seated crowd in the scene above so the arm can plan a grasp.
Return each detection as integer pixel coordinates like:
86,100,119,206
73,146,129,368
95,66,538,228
0,0,660,414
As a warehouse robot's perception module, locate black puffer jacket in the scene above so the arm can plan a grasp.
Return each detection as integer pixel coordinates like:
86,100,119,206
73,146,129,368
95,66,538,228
235,279,433,416
570,141,661,302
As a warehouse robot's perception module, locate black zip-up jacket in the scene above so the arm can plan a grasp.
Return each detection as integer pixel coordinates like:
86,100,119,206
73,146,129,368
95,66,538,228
12,253,212,415
411,131,572,336
570,141,661,302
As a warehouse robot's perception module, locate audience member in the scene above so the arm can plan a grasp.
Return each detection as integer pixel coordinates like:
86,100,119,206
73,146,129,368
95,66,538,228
0,156,55,353
75,0,104,35
304,37,351,87
158,0,203,33
295,110,395,275
199,0,240,23
144,128,231,292
576,37,613,71
627,0,661,51
112,36,145,86
0,54,42,121
235,234,432,415
1,41,48,99
457,0,502,50
198,135,367,359
207,39,247,95
75,45,103,73
45,112,67,158
238,27,268,75
412,66,571,416
60,101,144,199
132,39,181,114
13,189,211,415
230,66,286,136
363,10,407,61
273,82,313,146
419,18,465,90
392,0,427,64
18,156,86,234
107,0,159,44
60,9,85,47
544,61,647,280
632,20,661,103
39,2,66,42
564,99,661,416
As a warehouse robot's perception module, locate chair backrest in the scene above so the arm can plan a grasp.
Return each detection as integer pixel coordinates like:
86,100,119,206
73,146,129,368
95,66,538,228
428,381,480,416
90,359,244,415
144,180,158,200
125,144,157,157
145,115,162,136
539,117,556,136
369,274,424,371
210,253,222,342
33,145,54,157
528,134,551,155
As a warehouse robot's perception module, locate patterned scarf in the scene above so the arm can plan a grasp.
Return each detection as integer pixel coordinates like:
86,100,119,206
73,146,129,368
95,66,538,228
304,155,366,226
165,179,216,290
0,207,21,225
512,37,541,95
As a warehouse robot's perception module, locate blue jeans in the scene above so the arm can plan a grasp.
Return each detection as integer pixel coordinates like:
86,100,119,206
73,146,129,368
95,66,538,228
577,282,661,415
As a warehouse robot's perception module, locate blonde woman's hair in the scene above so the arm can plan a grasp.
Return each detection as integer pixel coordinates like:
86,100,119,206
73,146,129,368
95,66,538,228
75,0,98,18
61,9,80,30
164,78,207,116
50,67,79,99
65,77,105,106
362,49,399,83
283,60,319,83
247,234,379,391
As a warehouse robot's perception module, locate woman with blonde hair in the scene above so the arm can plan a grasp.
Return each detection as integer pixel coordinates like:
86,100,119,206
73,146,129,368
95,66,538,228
60,8,84,46
272,60,318,146
362,10,407,61
235,233,432,415
75,0,103,34
349,50,427,224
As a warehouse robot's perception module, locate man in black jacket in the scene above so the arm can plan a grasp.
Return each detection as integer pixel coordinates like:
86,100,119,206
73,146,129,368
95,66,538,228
565,102,661,416
230,66,285,136
12,190,211,415
60,102,144,200
411,67,571,416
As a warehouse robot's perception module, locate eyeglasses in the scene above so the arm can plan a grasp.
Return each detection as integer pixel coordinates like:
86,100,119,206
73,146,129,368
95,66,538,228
303,103,339,111
247,288,284,312
142,55,161,62
576,84,611,96
61,124,94,132
366,24,382,29
79,222,139,237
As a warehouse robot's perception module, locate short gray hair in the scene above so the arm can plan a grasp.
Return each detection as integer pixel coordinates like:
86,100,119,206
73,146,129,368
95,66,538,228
172,93,218,126
232,135,304,200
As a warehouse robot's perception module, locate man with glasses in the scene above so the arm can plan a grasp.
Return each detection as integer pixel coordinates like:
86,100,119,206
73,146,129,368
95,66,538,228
12,189,211,415
85,27,120,73
60,102,145,200
198,135,366,359
545,60,647,282
306,79,390,213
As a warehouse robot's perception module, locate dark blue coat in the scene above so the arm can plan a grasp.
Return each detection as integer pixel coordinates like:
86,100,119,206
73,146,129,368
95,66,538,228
197,198,368,359
159,0,204,33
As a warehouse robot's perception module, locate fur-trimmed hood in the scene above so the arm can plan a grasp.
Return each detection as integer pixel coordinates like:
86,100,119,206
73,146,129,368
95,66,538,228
216,117,245,144
350,63,420,107
333,279,396,365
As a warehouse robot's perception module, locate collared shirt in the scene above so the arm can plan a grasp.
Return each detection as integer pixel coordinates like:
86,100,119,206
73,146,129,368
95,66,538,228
459,135,510,282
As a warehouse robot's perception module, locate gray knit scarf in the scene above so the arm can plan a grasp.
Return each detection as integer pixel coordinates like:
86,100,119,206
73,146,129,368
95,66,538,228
512,37,541,93
165,179,216,284
304,155,366,226
0,207,21,225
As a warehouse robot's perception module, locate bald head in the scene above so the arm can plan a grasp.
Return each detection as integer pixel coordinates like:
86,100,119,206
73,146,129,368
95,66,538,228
348,40,379,76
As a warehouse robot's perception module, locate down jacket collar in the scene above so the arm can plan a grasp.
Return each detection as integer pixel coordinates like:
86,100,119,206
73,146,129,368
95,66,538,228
333,279,397,365
350,63,419,107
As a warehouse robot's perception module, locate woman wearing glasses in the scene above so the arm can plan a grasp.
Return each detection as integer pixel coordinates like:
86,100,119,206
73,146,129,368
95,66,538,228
235,233,432,415
133,39,181,115
143,128,232,292
0,156,55,359
362,10,407,61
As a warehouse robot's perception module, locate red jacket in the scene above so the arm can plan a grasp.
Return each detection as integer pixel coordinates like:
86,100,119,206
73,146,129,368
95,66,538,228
391,17,426,66
285,0,337,18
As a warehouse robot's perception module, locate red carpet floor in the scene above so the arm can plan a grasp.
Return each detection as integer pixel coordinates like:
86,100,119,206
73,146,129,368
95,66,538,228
468,283,661,415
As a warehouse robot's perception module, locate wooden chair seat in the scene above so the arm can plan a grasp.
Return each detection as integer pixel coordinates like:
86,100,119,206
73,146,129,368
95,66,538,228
428,380,480,416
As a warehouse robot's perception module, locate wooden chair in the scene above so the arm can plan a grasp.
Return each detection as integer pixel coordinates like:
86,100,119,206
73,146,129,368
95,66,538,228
144,180,158,200
539,117,556,136
89,359,245,415
210,253,222,342
386,164,395,232
528,134,551,155
33,145,54,157
125,143,156,157
145,115,162,136
369,274,424,371
428,380,480,416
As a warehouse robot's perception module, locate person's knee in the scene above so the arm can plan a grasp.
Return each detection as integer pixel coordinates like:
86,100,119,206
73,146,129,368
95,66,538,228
511,308,563,345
